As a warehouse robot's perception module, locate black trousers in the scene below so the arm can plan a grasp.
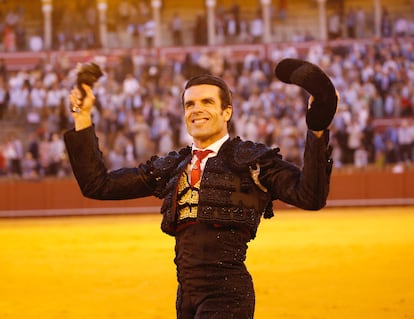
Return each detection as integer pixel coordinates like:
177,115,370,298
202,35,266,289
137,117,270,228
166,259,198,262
174,222,255,319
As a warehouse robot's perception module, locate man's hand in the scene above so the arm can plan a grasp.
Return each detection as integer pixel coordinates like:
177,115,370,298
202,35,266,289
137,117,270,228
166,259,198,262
311,130,324,138
307,94,339,138
70,62,103,131
70,84,94,131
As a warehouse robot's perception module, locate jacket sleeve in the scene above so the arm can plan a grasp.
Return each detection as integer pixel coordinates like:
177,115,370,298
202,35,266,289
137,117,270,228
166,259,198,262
64,126,157,200
259,130,333,210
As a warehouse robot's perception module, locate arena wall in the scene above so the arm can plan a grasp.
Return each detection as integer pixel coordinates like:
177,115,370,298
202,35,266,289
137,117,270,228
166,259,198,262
1,169,413,217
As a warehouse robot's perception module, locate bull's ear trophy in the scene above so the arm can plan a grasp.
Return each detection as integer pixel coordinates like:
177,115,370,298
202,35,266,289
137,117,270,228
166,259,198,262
274,58,338,131
71,62,103,113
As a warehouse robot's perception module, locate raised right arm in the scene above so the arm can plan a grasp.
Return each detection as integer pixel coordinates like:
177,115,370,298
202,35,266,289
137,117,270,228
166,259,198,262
64,126,156,200
64,84,157,200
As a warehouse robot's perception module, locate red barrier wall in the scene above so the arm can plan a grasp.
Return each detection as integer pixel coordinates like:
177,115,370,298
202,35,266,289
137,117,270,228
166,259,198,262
0,170,413,217
327,169,414,206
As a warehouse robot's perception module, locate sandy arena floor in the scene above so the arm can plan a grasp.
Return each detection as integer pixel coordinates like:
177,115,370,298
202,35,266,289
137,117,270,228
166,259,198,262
1,206,413,319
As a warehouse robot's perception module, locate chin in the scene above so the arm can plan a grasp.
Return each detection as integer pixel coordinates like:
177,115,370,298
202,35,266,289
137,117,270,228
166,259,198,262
192,134,208,142
189,128,207,138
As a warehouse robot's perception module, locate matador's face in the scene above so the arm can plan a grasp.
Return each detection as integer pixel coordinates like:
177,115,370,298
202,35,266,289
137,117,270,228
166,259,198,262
183,84,232,149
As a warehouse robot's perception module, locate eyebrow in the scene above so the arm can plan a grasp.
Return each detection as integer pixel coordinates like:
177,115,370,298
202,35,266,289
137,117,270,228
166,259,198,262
184,100,194,108
184,97,215,107
201,97,215,104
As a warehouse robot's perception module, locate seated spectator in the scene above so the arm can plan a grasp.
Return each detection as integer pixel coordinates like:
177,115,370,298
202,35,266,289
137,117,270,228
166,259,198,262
22,151,39,179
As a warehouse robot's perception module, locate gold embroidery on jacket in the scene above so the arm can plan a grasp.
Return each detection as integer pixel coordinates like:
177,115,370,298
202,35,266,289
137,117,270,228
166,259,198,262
177,171,201,221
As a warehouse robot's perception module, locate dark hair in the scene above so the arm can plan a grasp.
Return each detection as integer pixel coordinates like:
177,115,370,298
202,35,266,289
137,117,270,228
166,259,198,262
181,74,233,110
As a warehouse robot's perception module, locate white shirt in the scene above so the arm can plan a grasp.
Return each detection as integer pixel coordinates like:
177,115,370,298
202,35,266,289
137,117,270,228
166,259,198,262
190,134,229,172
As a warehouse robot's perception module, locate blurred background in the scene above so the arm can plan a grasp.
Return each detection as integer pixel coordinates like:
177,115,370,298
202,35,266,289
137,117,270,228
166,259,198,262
0,0,413,214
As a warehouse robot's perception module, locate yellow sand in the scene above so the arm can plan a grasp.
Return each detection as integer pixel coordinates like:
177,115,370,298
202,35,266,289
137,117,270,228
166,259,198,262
1,206,413,319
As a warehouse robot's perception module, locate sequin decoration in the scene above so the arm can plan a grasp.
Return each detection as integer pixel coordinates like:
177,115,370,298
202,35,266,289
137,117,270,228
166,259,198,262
177,171,201,221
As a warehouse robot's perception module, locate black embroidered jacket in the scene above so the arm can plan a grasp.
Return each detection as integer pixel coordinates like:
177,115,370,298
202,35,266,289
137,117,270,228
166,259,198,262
64,126,333,240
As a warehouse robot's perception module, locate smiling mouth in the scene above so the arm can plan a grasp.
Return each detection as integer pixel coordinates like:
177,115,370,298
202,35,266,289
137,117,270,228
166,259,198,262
192,118,208,124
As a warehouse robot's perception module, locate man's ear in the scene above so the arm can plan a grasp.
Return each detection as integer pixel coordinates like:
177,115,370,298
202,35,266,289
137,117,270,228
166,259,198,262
224,105,233,122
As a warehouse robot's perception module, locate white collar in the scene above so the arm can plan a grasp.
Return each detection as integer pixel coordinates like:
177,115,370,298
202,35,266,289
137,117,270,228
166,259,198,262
191,134,229,155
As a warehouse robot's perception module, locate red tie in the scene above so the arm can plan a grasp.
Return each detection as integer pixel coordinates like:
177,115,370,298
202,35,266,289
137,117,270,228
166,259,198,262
191,150,212,187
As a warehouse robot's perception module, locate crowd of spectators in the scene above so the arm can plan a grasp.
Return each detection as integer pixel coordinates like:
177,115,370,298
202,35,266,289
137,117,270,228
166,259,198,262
0,35,413,180
1,2,414,51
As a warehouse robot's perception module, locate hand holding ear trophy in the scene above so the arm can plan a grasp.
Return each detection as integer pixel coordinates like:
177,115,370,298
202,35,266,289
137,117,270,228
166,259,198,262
70,62,103,113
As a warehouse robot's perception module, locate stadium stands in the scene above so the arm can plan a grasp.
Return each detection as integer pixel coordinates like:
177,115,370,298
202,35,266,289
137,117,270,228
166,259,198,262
0,1,413,214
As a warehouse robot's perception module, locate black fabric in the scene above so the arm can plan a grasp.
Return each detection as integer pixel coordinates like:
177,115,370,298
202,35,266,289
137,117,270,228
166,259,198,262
160,137,276,239
64,127,155,200
65,128,333,239
175,223,254,319
275,58,338,131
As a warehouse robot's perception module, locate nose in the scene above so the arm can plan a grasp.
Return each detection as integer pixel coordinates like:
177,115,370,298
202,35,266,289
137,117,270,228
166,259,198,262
191,101,204,112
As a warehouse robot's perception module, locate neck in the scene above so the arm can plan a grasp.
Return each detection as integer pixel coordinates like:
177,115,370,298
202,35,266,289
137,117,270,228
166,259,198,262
192,133,229,151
